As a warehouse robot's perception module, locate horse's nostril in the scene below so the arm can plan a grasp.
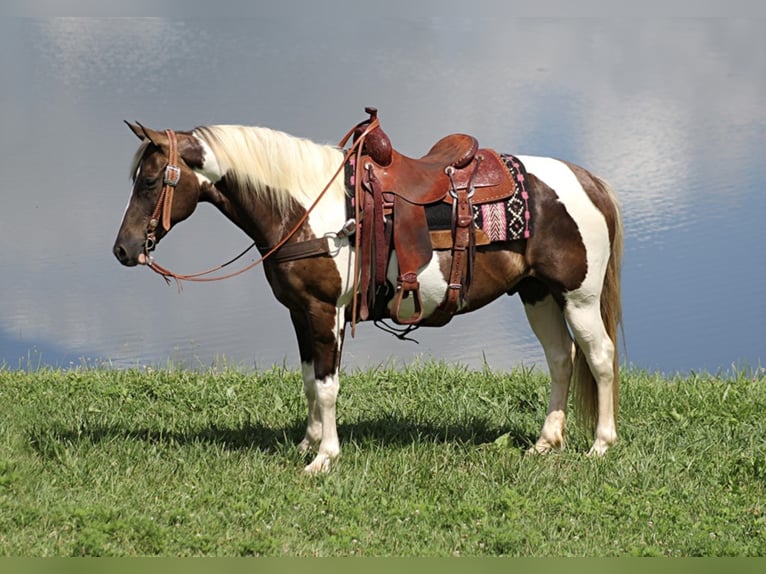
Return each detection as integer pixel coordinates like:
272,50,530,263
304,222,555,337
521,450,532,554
113,244,128,263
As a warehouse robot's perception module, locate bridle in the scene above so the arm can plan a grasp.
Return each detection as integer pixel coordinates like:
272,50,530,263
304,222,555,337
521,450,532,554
143,129,181,257
138,117,381,290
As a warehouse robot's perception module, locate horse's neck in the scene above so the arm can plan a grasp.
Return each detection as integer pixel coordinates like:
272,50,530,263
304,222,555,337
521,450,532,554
200,176,297,250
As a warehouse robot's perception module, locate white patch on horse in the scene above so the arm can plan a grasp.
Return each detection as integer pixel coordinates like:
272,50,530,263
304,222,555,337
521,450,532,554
332,239,357,308
516,156,611,296
121,151,147,223
120,188,132,222
385,252,449,320
192,132,223,183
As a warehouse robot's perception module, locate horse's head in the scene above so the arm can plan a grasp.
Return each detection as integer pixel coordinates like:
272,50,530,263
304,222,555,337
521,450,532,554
113,122,205,267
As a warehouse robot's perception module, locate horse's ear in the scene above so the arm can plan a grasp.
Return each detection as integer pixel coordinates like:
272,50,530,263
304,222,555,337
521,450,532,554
125,120,148,141
124,121,166,147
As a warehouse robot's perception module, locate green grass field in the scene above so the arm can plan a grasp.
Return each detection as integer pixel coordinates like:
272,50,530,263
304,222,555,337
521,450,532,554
0,361,764,556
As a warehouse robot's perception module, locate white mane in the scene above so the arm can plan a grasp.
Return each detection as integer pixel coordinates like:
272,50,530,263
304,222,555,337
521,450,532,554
193,124,346,214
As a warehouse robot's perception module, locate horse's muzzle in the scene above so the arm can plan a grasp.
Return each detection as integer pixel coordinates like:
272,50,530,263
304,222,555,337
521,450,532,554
113,240,146,267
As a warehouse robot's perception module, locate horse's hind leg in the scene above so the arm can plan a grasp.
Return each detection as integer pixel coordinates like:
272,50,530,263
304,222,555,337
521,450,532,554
523,293,575,453
564,296,618,455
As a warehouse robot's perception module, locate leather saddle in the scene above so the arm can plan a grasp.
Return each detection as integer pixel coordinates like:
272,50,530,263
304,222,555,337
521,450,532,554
351,107,517,326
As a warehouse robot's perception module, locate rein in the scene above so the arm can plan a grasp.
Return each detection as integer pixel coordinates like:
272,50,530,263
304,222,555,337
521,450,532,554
142,117,380,288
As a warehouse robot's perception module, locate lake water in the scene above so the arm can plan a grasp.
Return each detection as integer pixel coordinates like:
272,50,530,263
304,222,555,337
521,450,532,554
1,14,764,375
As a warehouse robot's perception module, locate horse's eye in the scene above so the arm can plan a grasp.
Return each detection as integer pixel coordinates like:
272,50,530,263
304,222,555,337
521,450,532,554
144,177,159,188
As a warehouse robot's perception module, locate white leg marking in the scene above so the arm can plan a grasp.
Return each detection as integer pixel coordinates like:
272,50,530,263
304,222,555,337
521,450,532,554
304,307,345,474
304,372,341,474
524,295,575,454
298,361,322,454
565,298,617,455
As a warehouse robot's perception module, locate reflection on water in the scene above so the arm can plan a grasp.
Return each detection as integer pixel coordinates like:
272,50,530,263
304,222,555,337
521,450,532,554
0,15,764,375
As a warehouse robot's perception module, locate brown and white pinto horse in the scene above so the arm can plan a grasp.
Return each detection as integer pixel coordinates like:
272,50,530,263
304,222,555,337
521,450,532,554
113,117,623,473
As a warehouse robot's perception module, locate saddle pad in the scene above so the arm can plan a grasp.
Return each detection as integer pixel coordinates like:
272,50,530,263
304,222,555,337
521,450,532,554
424,153,532,242
476,154,532,241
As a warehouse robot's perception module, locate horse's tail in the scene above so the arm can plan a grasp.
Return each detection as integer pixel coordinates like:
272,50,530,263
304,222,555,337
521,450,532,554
572,176,623,435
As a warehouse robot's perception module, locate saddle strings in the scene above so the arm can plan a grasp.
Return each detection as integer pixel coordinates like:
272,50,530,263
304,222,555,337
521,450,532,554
372,319,421,344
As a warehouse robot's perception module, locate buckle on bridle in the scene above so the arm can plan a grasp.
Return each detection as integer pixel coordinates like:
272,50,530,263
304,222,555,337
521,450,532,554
163,164,181,186
144,233,157,257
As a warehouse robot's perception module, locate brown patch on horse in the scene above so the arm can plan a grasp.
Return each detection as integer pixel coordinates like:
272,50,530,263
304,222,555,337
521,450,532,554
523,172,588,296
516,277,559,307
460,245,529,311
267,252,344,378
177,131,206,170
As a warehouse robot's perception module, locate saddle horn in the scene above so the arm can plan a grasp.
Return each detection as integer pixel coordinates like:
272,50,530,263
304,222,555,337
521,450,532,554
356,107,393,167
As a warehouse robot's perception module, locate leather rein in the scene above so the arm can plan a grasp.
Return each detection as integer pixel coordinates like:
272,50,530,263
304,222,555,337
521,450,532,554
141,118,380,288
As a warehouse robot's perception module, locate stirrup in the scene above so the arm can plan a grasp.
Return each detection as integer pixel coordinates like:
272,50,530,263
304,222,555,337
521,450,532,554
390,273,423,325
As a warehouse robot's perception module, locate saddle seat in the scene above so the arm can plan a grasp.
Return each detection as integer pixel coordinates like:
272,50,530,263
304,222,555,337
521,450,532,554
370,134,480,205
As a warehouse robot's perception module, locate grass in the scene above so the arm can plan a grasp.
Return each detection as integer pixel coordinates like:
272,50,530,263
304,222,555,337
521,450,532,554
0,360,764,556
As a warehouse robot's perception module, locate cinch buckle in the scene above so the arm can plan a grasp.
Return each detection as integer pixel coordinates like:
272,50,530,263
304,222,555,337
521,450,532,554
163,164,181,186
331,218,356,239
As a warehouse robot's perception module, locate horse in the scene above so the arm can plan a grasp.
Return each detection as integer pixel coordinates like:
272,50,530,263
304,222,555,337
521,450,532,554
113,112,623,474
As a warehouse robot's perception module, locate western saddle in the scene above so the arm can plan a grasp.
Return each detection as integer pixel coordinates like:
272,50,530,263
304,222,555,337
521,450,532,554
349,107,518,328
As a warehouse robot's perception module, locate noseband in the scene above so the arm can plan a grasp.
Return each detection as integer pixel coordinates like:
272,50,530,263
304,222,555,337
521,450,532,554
144,129,181,256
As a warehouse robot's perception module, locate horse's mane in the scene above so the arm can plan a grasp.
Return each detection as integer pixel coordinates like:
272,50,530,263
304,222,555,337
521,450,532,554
193,124,345,215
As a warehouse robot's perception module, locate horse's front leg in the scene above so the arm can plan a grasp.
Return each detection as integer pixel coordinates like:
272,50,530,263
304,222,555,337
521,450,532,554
290,305,346,474
297,360,322,455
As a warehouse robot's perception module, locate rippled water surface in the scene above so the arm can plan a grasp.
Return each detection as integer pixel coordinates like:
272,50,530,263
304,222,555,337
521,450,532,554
1,14,763,374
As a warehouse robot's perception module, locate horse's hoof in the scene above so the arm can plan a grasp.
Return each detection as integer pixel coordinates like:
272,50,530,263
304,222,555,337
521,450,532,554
527,443,552,455
304,454,332,474
527,436,565,455
297,438,313,454
586,440,613,457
